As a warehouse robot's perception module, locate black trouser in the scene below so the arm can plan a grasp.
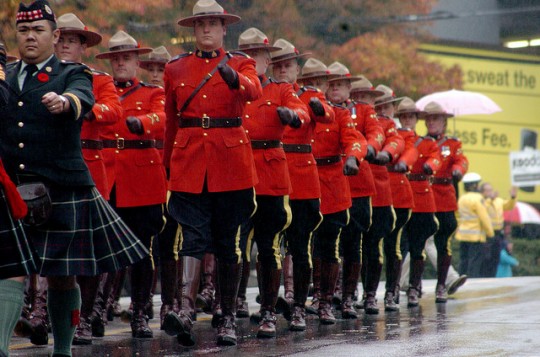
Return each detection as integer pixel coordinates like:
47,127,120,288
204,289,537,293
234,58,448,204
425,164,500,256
403,212,439,261
168,186,255,264
340,197,371,263
459,241,484,278
241,195,291,269
284,199,322,267
363,206,395,265
434,211,457,257
385,208,410,262
313,210,349,263
157,209,181,261
482,230,504,277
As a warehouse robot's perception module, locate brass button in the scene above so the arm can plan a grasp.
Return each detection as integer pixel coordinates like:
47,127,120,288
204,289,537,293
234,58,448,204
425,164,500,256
245,115,249,118
18,101,23,107
240,140,244,143
18,143,24,148
326,128,329,132
115,150,120,154
181,83,185,87
247,101,251,105
19,164,25,170
202,94,207,99
203,133,208,137
18,122,24,127
95,155,99,159
308,160,312,164
115,133,119,137
119,89,124,93
150,160,154,164
205,59,209,63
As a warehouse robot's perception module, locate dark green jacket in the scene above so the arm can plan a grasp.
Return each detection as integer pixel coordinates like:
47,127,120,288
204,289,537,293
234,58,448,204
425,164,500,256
0,55,95,186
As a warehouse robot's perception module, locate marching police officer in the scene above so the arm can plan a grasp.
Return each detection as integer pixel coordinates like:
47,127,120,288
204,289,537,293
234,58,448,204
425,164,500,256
162,0,263,347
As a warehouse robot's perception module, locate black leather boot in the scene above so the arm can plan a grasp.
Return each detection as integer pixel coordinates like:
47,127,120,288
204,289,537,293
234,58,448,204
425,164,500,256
436,255,451,303
408,259,425,308
73,275,101,345
364,260,382,315
276,254,294,319
235,259,251,318
384,258,402,312
341,262,361,319
306,258,321,315
159,259,178,329
130,259,154,338
257,264,281,338
216,261,242,346
289,260,311,331
318,261,339,325
196,253,216,313
28,275,50,345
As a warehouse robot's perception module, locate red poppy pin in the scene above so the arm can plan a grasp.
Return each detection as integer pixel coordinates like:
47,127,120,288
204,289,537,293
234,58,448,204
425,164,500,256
37,73,49,82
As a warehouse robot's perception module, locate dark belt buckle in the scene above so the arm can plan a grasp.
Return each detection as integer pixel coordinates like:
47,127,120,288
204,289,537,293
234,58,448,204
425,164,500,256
202,115,210,129
117,138,125,150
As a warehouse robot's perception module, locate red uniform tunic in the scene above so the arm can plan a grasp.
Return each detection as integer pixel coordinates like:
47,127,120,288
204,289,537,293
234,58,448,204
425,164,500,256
82,70,122,200
388,128,417,209
370,115,405,207
243,76,309,196
101,77,167,207
431,135,469,212
408,134,441,213
163,50,263,193
346,101,383,198
283,85,334,200
313,104,366,215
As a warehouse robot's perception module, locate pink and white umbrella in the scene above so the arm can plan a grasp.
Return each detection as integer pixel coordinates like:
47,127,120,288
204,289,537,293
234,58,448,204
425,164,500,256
504,201,540,225
416,89,502,116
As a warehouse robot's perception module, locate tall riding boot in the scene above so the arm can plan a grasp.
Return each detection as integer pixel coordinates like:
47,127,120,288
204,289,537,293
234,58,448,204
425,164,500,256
364,260,382,315
408,259,425,307
332,260,343,308
163,256,200,347
90,273,111,337
197,253,216,313
130,259,154,338
436,255,452,303
306,257,321,315
28,275,49,345
211,265,222,328
106,269,126,321
384,258,402,312
257,264,282,338
145,268,158,320
318,261,339,325
341,262,361,319
14,279,32,338
290,262,312,331
73,276,101,345
235,259,251,318
276,254,294,318
159,259,177,329
354,260,368,309
216,261,242,346
250,261,263,324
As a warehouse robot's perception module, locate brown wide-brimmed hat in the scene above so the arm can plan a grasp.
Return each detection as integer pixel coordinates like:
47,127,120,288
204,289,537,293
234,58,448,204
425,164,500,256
56,13,102,48
422,101,454,118
235,27,281,53
139,46,172,70
395,97,425,117
326,61,362,82
95,31,152,59
270,39,311,64
177,0,240,27
350,77,384,97
374,84,404,107
297,58,336,80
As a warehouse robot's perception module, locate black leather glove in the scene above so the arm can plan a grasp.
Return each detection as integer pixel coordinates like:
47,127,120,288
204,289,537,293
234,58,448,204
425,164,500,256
343,156,359,176
452,170,463,181
373,150,391,165
365,145,376,162
393,161,408,173
126,116,144,135
309,97,325,117
277,106,301,128
218,63,239,89
165,168,170,180
84,110,95,121
423,163,433,175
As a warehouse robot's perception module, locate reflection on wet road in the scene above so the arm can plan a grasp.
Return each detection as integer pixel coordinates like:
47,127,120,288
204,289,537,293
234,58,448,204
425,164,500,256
10,277,540,356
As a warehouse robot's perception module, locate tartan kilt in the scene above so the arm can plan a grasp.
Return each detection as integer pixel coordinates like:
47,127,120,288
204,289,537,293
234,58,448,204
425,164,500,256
0,188,37,279
25,185,149,276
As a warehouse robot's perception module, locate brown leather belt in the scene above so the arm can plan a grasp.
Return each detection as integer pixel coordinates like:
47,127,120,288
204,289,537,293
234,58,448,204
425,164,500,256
407,173,429,181
179,116,242,129
155,140,164,149
251,140,282,149
283,143,312,153
432,177,453,185
315,155,342,166
81,139,103,150
102,139,156,150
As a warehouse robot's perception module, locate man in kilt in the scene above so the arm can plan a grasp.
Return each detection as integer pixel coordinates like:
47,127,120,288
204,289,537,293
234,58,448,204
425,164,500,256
0,2,149,356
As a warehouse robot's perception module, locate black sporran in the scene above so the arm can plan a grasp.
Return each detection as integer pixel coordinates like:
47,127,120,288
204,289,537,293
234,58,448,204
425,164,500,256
16,182,52,226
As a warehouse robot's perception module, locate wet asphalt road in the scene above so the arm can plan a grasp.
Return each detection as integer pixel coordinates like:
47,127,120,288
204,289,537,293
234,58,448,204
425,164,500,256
9,276,540,357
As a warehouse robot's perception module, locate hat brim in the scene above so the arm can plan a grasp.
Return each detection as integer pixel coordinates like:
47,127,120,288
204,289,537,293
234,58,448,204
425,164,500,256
177,14,241,27
139,60,168,70
270,52,311,65
297,72,340,81
374,96,405,107
350,88,385,97
396,109,426,117
95,47,153,59
327,75,363,82
234,44,282,53
59,28,102,47
420,111,454,119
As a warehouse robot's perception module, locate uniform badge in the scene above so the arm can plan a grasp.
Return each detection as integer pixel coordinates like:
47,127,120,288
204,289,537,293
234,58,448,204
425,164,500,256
45,66,52,72
441,145,451,157
45,5,53,14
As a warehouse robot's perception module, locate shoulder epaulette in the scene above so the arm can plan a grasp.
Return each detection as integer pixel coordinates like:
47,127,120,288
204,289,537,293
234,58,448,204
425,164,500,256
169,52,192,64
228,50,250,58
269,77,287,84
329,102,346,109
140,81,160,88
91,69,110,76
398,127,412,132
60,59,83,66
300,85,319,93
421,135,436,141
